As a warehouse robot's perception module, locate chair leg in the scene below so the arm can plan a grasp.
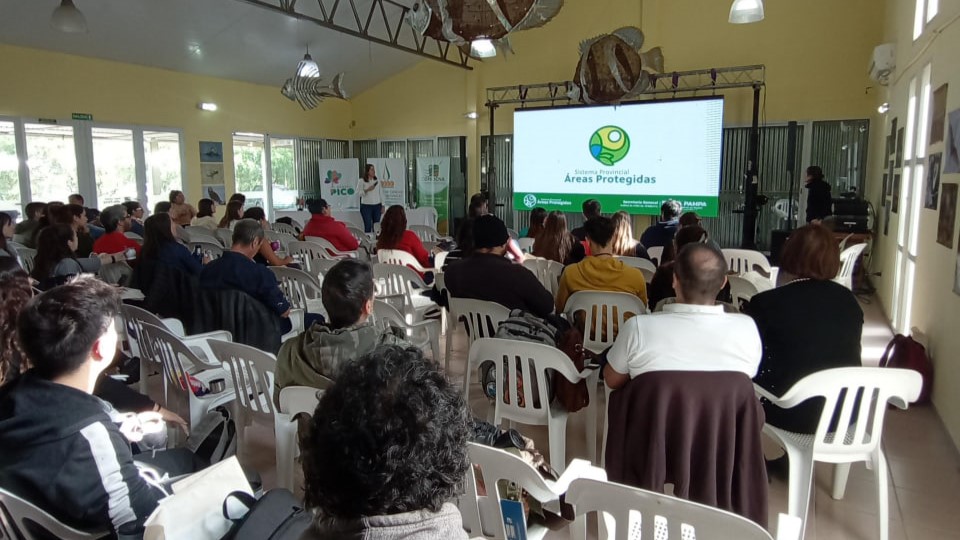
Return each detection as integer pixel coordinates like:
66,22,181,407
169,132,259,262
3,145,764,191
875,451,890,540
785,449,814,539
549,417,568,474
832,463,851,500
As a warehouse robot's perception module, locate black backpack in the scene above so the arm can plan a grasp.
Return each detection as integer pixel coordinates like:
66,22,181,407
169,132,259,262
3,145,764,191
222,489,312,540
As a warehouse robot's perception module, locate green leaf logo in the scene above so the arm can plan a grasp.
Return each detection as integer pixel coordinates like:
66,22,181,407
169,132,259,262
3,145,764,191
589,126,630,166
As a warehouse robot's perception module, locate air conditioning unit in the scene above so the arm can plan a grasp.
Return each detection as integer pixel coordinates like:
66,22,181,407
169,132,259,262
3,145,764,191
869,43,896,86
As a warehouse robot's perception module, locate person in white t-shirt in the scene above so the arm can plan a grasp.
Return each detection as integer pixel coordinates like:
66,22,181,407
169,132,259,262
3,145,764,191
359,164,385,233
604,242,762,390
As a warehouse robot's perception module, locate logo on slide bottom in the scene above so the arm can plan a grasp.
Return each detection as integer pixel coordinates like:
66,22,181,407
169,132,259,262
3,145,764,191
589,126,630,166
522,194,537,208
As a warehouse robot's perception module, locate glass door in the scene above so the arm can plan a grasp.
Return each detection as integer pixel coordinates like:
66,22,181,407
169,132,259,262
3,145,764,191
24,123,78,203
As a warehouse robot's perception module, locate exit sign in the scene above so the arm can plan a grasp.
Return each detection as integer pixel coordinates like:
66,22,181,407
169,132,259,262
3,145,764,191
71,113,93,121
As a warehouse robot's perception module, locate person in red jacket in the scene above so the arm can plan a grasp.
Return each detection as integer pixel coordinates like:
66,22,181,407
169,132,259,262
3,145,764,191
92,205,141,261
300,198,359,253
376,205,432,269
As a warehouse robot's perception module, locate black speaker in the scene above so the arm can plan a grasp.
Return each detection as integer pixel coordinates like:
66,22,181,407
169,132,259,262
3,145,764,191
769,229,792,266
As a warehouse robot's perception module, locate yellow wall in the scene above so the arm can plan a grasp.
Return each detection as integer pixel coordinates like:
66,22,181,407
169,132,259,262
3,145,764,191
0,44,353,203
867,0,960,449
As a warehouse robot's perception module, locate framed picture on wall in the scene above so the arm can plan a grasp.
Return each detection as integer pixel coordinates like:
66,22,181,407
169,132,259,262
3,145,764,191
887,160,895,196
884,203,891,236
896,127,905,168
938,183,958,248
882,173,888,207
892,174,901,213
199,141,224,163
926,152,943,210
932,84,949,145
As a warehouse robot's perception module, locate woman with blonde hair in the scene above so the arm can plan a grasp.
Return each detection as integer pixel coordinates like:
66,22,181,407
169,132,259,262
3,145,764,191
610,211,651,260
533,211,585,265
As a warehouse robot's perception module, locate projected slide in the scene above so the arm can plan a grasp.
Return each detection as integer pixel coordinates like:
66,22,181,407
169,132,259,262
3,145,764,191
513,98,723,217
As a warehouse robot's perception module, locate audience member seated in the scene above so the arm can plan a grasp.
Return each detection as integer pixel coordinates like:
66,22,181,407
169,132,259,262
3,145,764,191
640,199,682,250
228,192,246,209
604,243,761,390
200,219,301,334
275,259,410,401
53,203,96,257
0,213,16,261
300,345,469,539
744,224,863,434
68,193,101,225
191,198,219,231
610,210,652,260
445,215,554,317
154,201,172,215
520,206,546,239
647,225,711,310
13,202,45,248
92,205,141,260
243,207,295,266
134,213,205,293
0,277,200,537
219,200,244,230
32,224,119,290
571,199,601,242
168,190,196,227
376,205,432,269
555,216,648,313
300,198,359,252
533,211,585,265
122,200,146,237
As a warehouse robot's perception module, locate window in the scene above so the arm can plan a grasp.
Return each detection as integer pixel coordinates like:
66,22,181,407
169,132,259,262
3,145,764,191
270,138,297,211
91,127,137,208
915,0,939,39
24,123,79,203
143,131,184,215
233,132,267,212
0,122,19,214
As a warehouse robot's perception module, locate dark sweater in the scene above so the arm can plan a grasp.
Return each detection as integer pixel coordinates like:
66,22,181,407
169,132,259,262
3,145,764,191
805,179,833,222
744,279,863,433
444,253,554,317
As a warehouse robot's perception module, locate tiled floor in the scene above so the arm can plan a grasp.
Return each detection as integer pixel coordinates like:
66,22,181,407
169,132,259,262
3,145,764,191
232,295,960,539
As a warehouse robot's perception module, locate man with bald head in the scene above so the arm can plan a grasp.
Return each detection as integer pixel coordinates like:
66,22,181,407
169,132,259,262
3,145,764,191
604,243,761,390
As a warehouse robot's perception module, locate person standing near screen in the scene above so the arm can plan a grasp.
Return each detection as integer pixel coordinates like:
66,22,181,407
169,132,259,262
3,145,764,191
359,164,384,233
804,166,833,224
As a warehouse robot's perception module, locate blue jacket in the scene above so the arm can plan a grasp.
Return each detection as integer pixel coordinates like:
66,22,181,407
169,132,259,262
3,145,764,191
640,219,680,249
200,251,290,317
158,242,202,277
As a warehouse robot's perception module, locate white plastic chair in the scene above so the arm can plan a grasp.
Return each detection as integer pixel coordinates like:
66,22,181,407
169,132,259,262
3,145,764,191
304,235,359,259
378,248,437,274
433,250,449,270
345,225,375,253
288,240,328,272
138,323,237,434
123,231,143,243
835,242,868,290
506,227,520,240
373,299,441,363
189,240,223,259
306,257,341,280
522,257,564,296
722,248,772,275
409,224,441,242
13,247,36,274
271,221,299,236
185,226,219,244
460,442,606,540
563,291,646,355
0,487,108,540
647,246,664,265
265,230,297,252
468,338,595,473
372,263,439,324
447,297,511,378
616,255,656,278
728,275,761,311
270,266,325,318
517,237,535,253
755,367,923,540
274,386,322,492
565,478,802,540
215,228,234,247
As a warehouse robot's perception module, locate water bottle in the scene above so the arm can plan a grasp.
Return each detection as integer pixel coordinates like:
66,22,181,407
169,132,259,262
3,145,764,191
193,244,203,264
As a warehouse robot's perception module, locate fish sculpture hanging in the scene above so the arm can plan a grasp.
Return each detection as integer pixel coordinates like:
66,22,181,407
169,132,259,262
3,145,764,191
406,0,563,54
570,27,664,105
281,72,347,110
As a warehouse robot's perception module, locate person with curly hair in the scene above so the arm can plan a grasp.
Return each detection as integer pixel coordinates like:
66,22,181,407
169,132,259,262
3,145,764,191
300,345,470,539
0,258,31,383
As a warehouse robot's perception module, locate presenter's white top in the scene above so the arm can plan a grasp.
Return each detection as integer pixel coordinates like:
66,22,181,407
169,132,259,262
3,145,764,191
360,178,383,205
607,303,761,379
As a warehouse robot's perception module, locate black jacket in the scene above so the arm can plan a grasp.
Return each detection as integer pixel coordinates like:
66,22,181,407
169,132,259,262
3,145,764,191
444,253,555,317
0,372,165,536
805,179,833,222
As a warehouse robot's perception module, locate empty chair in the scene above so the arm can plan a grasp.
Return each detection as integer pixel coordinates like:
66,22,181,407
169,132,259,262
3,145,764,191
215,228,234,247
373,299,441,363
565,478,802,540
728,275,761,311
371,263,439,324
184,226,219,244
647,246,664,265
271,221,299,236
0,487,108,540
517,237,535,253
522,257,563,296
409,224,441,242
616,255,656,278
270,266,325,317
468,338,595,472
459,442,606,540
447,297,511,376
563,290,645,355
834,242,868,290
345,225,375,252
722,248,772,275
274,386,322,492
189,240,223,259
378,248,436,273
304,235,359,259
288,240,329,272
755,367,923,540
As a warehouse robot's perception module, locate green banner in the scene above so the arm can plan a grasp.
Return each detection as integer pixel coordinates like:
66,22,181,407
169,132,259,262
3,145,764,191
416,157,451,233
513,192,719,217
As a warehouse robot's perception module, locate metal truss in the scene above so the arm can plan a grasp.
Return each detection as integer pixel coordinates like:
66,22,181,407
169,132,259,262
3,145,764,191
235,0,473,70
486,64,765,106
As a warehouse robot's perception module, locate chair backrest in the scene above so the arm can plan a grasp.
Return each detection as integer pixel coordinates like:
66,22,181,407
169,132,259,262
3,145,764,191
377,248,430,272
307,257,341,279
434,250,449,270
728,275,761,310
270,266,322,312
617,255,657,274
469,338,583,426
409,224,440,242
563,290,645,354
304,236,357,258
372,299,407,331
97,262,132,286
722,248,771,275
288,240,329,272
521,257,563,295
139,322,202,396
835,242,868,290
0,487,108,540
265,230,297,251
448,297,511,348
517,237,535,253
647,246,664,265
772,367,922,459
506,227,519,240
206,339,279,418
345,225,374,251
565,478,776,540
372,263,426,317
123,231,143,242
271,221,299,236
186,227,219,243
189,240,224,259
14,247,36,274
215,228,234,247
278,385,322,417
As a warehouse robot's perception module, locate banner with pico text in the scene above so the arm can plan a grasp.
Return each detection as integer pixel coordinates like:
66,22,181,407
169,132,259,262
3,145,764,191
366,158,407,207
318,159,360,209
415,157,450,232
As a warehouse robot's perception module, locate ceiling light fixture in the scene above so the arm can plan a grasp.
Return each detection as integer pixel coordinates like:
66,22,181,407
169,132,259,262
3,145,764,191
878,102,890,114
465,112,479,120
198,102,218,112
728,0,764,24
297,46,320,78
51,0,88,33
471,39,497,58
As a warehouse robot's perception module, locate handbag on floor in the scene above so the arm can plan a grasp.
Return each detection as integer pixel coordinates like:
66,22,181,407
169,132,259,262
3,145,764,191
221,489,312,540
185,406,237,464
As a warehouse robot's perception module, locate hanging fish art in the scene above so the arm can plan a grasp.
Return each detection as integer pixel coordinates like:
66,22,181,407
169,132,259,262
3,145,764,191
570,27,664,105
405,0,563,55
281,72,347,111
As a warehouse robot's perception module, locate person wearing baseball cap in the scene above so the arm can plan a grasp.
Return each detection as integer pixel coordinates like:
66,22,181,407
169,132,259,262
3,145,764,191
444,214,554,317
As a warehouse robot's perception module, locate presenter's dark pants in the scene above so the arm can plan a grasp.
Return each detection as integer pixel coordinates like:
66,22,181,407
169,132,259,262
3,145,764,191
360,203,382,233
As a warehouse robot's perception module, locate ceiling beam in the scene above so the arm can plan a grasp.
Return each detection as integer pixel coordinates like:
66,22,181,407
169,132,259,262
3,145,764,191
234,0,472,70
